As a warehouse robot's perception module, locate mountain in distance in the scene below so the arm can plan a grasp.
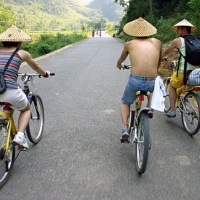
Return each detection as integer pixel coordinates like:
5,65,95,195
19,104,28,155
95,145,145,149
87,0,124,24
2,0,124,31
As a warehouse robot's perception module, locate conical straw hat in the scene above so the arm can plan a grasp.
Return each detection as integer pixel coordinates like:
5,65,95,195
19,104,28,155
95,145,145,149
171,19,196,31
123,17,157,37
0,25,32,42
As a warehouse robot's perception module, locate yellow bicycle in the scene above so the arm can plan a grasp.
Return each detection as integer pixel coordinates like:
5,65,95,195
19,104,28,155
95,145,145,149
0,73,54,189
163,59,200,136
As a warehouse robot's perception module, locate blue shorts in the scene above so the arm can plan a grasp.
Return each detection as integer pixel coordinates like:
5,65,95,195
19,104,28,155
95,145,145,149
122,74,156,105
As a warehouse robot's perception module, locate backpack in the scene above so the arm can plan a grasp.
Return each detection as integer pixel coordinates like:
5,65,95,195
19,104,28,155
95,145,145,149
178,35,200,84
179,35,200,66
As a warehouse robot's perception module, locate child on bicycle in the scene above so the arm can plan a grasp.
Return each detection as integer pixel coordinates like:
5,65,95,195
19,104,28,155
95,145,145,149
116,17,162,141
0,25,50,150
162,19,199,117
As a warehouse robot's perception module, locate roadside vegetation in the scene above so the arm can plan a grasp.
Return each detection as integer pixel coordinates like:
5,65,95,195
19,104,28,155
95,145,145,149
22,32,87,58
114,0,200,43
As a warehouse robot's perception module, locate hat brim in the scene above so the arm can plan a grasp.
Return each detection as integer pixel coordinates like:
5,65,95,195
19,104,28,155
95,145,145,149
0,25,32,42
171,19,197,31
171,25,196,31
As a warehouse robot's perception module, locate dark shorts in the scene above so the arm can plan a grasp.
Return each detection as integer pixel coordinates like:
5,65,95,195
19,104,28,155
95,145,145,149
122,74,156,105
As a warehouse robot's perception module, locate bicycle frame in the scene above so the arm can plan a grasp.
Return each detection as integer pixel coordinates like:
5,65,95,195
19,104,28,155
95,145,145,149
129,91,150,143
134,91,151,118
0,110,17,154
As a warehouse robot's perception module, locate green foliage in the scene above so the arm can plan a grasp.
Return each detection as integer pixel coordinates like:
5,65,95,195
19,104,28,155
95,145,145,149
22,32,86,58
0,4,16,32
115,0,200,43
1,0,122,33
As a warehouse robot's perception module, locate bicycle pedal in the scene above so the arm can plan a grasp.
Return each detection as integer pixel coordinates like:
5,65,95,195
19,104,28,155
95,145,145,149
12,142,28,151
18,146,28,151
120,138,130,143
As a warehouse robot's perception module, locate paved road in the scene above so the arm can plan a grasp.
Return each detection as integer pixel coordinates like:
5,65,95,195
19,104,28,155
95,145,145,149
1,35,200,200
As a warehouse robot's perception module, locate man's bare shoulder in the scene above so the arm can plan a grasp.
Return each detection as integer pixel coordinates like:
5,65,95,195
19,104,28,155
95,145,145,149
125,39,135,45
149,38,161,44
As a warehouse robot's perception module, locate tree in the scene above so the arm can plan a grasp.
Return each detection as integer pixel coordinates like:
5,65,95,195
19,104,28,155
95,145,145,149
0,4,16,32
106,22,114,34
187,0,200,35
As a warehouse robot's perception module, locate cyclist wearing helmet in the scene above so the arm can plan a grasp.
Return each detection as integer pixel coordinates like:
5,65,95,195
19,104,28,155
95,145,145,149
162,19,198,117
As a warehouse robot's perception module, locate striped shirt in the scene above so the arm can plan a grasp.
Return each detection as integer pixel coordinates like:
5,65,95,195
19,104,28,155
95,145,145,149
0,49,22,89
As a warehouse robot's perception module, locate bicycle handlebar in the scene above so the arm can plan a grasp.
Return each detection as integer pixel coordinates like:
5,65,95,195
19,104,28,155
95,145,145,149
18,73,55,77
18,73,55,83
163,57,178,68
124,65,131,69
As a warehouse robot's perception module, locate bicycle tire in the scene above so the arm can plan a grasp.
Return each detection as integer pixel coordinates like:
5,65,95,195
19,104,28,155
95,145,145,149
26,95,44,144
0,126,15,189
135,112,150,174
163,77,171,113
181,91,200,135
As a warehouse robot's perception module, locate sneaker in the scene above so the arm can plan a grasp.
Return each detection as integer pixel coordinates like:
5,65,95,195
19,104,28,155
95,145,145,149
13,132,29,150
121,128,129,141
166,110,176,117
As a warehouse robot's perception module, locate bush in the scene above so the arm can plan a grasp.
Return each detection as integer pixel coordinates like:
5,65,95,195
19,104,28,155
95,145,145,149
22,32,87,58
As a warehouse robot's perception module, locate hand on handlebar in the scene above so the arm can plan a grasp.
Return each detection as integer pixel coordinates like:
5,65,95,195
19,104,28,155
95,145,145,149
43,71,50,78
117,63,131,70
116,63,125,70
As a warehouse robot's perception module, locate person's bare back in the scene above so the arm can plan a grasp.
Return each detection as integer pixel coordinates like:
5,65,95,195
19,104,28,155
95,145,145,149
125,37,161,77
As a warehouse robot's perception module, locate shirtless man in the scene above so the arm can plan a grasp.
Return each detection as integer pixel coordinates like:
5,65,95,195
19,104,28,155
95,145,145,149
116,17,162,141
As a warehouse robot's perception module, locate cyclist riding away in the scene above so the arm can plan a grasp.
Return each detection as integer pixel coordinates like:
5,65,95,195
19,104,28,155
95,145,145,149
116,17,162,141
162,19,199,117
0,25,50,150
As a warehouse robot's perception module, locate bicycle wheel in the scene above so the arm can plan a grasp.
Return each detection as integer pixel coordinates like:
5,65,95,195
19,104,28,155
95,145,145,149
163,77,171,113
135,112,150,174
181,91,200,135
0,124,15,189
26,95,44,144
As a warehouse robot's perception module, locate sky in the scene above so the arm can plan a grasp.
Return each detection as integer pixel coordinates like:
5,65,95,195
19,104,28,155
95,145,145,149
79,0,93,4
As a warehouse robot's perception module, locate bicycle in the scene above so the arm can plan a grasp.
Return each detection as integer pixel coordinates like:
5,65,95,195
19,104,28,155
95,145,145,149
163,59,200,136
0,72,54,189
121,65,151,175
